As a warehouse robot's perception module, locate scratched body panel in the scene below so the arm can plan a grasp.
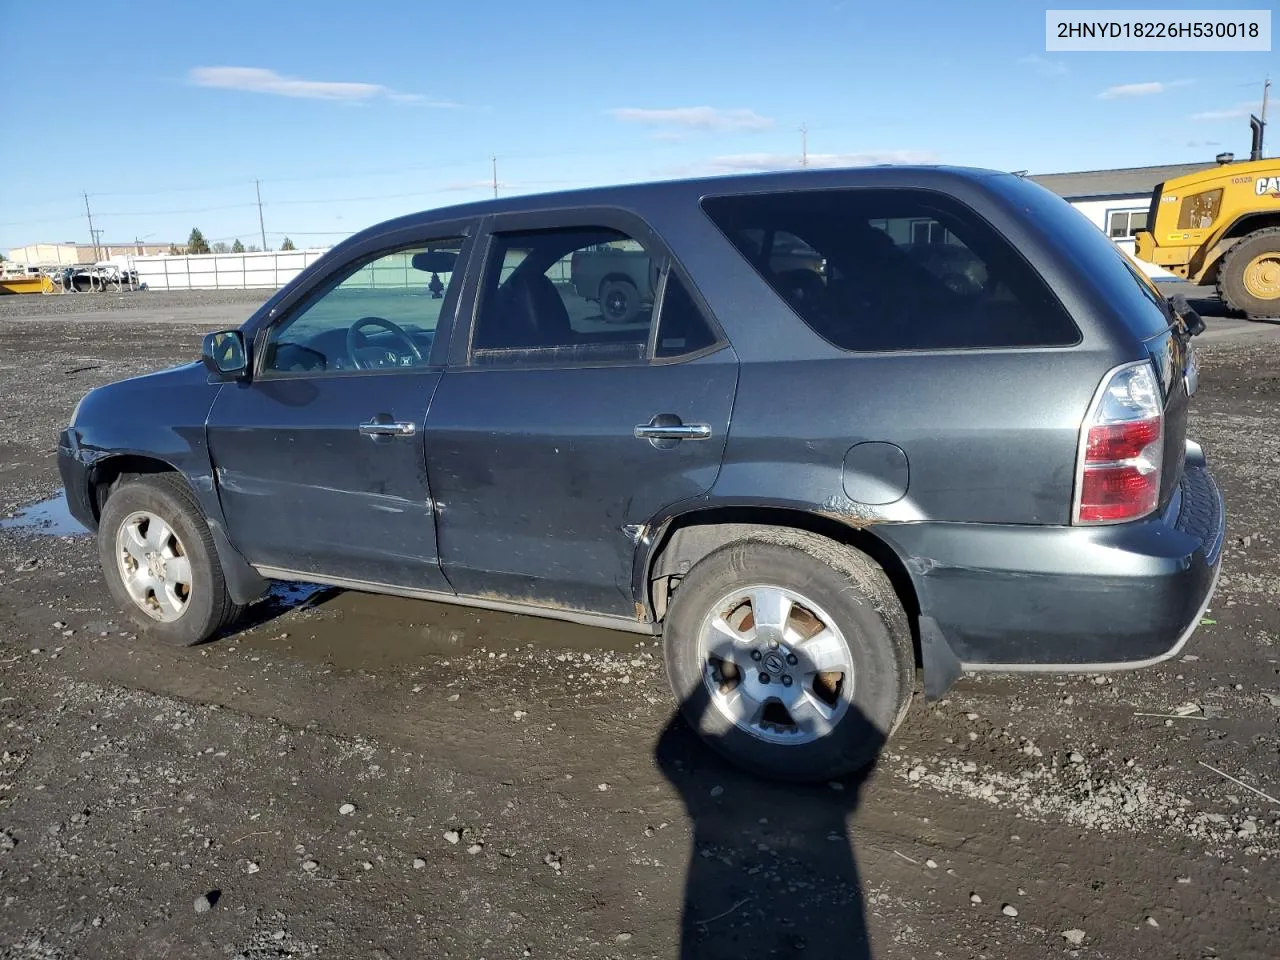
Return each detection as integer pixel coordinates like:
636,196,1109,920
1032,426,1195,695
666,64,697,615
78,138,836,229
424,352,737,617
206,372,450,590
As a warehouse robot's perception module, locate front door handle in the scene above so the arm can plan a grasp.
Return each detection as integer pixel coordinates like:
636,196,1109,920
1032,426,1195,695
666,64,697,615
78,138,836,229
634,414,712,447
359,417,417,440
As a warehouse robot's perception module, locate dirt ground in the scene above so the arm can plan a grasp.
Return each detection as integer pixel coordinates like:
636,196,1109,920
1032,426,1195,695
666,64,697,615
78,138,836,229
1,290,1279,960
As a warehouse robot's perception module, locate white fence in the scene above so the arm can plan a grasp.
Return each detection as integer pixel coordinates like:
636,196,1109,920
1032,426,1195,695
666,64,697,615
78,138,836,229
133,248,331,292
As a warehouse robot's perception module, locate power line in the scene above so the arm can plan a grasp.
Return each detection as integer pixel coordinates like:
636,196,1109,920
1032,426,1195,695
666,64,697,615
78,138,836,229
4,179,577,229
0,139,716,212
267,190,445,206
263,230,352,236
2,122,922,217
91,177,265,199
97,203,259,218
0,214,85,228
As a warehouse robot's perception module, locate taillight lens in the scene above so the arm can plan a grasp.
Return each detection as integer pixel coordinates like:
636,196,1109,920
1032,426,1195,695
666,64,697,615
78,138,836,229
1074,361,1164,525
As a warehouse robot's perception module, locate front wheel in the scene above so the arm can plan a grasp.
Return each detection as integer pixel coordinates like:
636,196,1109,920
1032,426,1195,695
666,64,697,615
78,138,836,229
97,473,246,645
662,530,914,782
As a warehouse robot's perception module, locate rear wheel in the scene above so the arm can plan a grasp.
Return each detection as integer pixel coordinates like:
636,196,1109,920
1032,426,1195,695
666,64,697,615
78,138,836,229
97,474,245,645
1218,227,1280,319
599,279,639,324
661,530,914,782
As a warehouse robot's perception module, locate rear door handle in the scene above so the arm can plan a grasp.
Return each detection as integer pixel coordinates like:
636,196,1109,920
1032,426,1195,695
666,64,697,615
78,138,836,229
359,418,417,439
634,423,712,440
634,414,712,444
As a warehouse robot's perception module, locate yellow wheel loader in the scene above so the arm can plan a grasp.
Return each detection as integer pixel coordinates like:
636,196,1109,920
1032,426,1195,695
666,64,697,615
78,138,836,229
1135,115,1280,319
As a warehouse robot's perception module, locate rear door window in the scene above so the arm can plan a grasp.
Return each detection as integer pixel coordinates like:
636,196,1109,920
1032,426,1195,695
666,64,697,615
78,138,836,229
469,225,721,367
471,226,656,366
701,189,1081,352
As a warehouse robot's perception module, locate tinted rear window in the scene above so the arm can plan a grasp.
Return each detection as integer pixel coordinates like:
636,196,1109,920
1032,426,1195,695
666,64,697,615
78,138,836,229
700,187,1081,352
986,174,1175,341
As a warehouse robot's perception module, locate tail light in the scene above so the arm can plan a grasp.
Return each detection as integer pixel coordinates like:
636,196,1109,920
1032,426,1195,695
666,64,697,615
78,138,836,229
1073,361,1164,525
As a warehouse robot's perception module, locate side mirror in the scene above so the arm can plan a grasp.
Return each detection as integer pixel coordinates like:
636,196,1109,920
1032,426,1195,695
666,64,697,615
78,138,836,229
1170,293,1206,337
202,330,248,379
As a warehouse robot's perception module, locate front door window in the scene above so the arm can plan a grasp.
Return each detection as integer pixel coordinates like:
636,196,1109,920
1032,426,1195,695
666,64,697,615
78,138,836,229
262,240,464,376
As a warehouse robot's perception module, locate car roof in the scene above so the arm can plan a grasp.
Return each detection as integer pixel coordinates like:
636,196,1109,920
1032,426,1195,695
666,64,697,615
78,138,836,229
347,164,1020,241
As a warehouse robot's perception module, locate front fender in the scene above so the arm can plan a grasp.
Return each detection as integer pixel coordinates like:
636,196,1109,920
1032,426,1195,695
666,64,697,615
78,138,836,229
64,365,268,605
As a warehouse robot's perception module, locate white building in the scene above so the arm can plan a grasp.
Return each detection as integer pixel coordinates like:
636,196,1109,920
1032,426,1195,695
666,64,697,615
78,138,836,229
7,241,177,266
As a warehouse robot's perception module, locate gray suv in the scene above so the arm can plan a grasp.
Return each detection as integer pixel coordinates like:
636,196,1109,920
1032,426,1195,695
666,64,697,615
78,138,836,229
58,166,1224,782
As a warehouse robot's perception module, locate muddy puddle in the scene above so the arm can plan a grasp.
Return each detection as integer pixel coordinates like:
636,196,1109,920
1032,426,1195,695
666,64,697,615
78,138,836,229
237,587,645,670
0,491,645,669
0,491,88,537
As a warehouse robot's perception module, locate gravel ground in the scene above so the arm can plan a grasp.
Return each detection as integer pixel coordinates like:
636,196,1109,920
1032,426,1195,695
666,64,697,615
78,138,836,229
0,289,272,320
1,295,1279,959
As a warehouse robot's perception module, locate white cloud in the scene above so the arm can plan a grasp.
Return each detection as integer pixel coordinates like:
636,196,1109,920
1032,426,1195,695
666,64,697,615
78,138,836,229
1018,54,1067,77
1098,79,1194,99
188,66,457,106
703,150,938,174
1190,103,1254,121
607,106,774,132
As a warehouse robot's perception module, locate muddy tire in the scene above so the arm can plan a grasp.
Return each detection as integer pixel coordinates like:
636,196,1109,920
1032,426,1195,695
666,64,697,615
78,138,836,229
97,473,245,645
662,529,914,782
1218,227,1280,319
598,279,639,324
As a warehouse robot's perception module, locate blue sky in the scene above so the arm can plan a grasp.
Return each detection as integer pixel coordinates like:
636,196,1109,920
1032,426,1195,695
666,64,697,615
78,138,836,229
1,0,1272,253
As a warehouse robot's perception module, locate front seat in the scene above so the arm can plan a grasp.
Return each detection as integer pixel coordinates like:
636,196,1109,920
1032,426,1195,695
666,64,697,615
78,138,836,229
482,269,574,349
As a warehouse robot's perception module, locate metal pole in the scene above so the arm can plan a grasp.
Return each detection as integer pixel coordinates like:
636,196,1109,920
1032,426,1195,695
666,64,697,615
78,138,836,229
1262,77,1271,126
800,124,808,167
491,155,498,198
255,179,268,251
83,192,100,261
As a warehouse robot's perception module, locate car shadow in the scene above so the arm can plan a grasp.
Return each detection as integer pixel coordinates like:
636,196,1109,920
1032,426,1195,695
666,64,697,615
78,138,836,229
654,687,884,959
1183,295,1242,320
206,581,340,643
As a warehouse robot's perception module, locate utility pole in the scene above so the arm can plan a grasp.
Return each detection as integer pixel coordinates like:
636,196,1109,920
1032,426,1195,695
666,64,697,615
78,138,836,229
255,179,267,251
491,155,498,198
83,191,100,261
800,123,808,167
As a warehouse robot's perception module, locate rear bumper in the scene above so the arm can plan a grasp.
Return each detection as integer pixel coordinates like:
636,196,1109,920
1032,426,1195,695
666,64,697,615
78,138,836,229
882,442,1225,671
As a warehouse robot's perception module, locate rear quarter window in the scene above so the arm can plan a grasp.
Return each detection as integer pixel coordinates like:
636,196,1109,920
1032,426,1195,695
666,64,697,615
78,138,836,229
700,187,1082,352
987,174,1175,342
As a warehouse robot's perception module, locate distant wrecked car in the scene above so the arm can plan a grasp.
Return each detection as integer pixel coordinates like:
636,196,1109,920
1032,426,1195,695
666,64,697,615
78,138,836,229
59,165,1224,782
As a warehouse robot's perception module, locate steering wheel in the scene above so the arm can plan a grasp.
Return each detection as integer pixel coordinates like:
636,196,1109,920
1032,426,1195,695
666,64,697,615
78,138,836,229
346,316,424,370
